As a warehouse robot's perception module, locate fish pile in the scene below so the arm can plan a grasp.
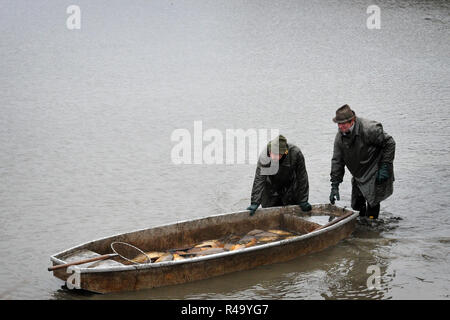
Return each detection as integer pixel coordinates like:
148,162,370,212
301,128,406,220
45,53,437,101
132,229,298,264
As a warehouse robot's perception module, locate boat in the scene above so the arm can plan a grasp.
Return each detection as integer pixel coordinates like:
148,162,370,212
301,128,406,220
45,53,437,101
48,204,358,293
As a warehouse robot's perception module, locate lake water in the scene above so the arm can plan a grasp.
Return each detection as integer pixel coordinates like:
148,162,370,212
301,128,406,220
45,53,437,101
0,0,449,299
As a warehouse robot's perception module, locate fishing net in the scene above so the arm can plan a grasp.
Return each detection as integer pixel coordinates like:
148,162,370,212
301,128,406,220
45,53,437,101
110,241,151,265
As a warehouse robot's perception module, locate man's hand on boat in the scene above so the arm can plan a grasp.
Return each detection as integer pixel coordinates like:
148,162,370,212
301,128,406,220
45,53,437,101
247,203,259,216
329,182,340,204
299,201,312,212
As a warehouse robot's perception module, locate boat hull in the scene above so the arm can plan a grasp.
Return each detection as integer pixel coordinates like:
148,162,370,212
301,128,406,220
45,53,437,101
50,204,357,293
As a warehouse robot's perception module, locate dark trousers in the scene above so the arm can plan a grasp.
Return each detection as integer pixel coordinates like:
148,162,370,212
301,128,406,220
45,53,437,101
351,184,380,219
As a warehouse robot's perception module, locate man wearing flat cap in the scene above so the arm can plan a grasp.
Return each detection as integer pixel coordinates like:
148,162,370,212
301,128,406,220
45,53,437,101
329,104,396,219
246,135,311,216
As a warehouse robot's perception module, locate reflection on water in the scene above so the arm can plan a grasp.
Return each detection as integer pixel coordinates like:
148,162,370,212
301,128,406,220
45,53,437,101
320,221,399,300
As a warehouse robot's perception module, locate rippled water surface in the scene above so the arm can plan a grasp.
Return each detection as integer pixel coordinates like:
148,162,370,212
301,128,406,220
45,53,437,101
0,0,449,299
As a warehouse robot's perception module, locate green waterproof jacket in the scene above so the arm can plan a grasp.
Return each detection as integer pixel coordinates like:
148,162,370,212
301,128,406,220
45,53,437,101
251,144,309,207
330,117,396,206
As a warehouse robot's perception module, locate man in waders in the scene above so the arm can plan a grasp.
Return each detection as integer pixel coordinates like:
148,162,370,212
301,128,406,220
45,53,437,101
329,104,396,219
246,135,311,216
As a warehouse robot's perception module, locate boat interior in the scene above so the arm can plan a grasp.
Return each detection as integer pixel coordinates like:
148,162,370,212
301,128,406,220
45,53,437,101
55,204,350,267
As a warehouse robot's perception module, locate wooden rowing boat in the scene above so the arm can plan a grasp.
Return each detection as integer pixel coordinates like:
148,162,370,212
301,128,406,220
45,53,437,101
49,204,358,293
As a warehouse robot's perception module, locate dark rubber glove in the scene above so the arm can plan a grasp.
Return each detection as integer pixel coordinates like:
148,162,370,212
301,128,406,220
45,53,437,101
299,201,312,212
376,163,390,184
247,203,259,216
329,183,340,204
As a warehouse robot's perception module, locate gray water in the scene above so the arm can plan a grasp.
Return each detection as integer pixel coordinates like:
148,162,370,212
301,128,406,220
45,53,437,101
0,0,449,300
